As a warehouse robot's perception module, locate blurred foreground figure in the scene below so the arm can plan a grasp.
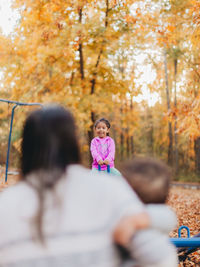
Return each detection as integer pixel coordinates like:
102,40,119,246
0,105,150,267
117,157,178,267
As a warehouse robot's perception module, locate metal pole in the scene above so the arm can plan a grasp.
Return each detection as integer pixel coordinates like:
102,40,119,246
5,105,17,183
0,98,43,107
0,99,43,182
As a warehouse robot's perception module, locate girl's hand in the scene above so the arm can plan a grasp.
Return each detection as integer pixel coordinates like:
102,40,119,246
98,160,104,165
104,159,110,165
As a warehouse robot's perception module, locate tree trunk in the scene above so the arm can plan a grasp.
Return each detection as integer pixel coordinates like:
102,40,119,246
78,7,93,164
146,108,154,156
120,106,124,160
130,136,134,156
130,98,134,157
120,132,124,160
126,130,130,158
194,137,200,176
88,111,95,146
173,58,179,175
164,49,173,165
87,0,110,147
78,7,84,80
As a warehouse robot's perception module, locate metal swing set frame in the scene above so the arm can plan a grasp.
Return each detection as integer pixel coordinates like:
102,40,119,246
0,98,42,183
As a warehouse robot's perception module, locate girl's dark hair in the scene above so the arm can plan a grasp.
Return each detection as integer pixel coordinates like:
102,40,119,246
94,118,110,129
21,105,81,243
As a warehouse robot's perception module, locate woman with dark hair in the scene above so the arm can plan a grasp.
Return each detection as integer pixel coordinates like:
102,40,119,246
0,105,151,267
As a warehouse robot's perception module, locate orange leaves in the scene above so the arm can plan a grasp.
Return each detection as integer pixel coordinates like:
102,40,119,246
42,31,51,41
168,187,200,263
156,25,177,47
110,0,117,8
176,94,200,139
0,0,198,169
166,25,175,33
166,108,178,122
73,39,79,50
0,37,13,66
168,187,200,236
55,21,64,30
124,15,137,24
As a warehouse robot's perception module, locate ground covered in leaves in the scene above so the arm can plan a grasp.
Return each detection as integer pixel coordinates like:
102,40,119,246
168,187,200,266
0,174,199,266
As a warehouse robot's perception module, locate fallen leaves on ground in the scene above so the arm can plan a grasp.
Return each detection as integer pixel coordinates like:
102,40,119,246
168,187,200,266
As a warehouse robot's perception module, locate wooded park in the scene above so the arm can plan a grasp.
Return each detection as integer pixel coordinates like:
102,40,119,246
0,1,199,266
0,0,200,183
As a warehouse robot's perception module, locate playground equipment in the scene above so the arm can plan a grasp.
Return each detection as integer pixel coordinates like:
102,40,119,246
170,226,200,264
170,225,200,247
0,99,43,183
98,164,110,173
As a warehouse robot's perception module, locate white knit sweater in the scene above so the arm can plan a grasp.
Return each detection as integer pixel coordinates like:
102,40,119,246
0,164,145,267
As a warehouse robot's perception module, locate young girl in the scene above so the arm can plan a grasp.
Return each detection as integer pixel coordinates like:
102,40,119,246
90,118,121,176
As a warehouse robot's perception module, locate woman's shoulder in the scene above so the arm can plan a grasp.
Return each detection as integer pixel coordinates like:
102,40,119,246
0,181,38,217
0,181,35,200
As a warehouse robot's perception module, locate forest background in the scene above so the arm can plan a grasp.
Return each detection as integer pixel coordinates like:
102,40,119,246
0,0,200,182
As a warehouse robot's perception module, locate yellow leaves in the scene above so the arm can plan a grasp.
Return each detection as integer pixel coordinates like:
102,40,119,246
0,36,14,66
0,0,196,165
191,27,200,47
166,25,175,32
124,15,136,24
81,144,89,153
176,94,200,139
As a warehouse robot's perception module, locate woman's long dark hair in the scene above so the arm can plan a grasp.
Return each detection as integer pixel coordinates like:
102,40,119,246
21,105,81,243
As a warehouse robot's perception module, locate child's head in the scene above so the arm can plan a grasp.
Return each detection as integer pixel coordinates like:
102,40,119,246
94,118,110,138
120,157,171,204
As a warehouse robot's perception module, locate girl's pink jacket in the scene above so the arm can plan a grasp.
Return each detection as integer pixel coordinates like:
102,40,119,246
90,136,115,170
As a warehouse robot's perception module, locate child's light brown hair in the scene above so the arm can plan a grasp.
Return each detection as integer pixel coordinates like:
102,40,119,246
120,157,171,204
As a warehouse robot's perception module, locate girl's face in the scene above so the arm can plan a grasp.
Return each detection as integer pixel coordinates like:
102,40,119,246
95,122,109,138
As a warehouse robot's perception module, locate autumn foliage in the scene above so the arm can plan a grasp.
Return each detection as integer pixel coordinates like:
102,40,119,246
0,0,199,180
